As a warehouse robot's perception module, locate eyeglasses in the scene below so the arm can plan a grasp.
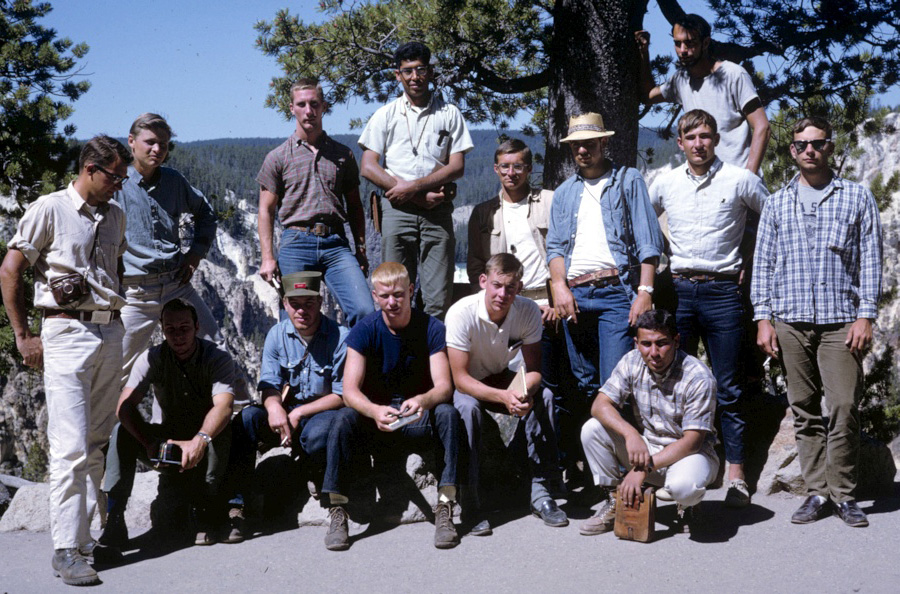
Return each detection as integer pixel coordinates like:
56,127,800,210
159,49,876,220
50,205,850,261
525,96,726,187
791,139,831,152
398,66,429,77
94,165,128,185
497,163,527,173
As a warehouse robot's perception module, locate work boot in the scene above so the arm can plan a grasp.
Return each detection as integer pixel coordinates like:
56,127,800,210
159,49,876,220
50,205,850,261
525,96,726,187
98,512,129,549
51,548,100,586
324,506,350,551
223,506,246,544
579,490,616,536
433,501,460,549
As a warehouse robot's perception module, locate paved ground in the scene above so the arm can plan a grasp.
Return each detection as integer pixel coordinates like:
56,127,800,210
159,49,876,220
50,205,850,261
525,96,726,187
2,488,899,593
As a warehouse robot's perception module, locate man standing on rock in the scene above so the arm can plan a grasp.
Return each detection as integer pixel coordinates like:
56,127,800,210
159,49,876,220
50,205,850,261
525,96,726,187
752,116,882,528
648,109,768,508
1,136,131,586
226,272,348,543
358,41,474,319
100,298,235,548
321,262,461,551
117,114,221,389
636,13,770,173
257,79,373,326
448,253,566,534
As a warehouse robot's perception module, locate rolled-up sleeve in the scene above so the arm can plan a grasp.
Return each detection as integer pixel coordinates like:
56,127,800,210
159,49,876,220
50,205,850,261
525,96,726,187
626,169,664,263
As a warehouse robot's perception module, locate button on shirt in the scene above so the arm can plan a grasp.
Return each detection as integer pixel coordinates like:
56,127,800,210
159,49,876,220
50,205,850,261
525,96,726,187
601,349,717,458
116,166,217,277
751,175,883,324
256,132,360,228
649,158,768,274
357,93,474,182
445,292,542,381
258,315,349,404
8,183,127,310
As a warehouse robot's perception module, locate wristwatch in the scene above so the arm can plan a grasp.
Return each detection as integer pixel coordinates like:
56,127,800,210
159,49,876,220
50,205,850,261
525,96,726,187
637,285,655,294
196,432,212,446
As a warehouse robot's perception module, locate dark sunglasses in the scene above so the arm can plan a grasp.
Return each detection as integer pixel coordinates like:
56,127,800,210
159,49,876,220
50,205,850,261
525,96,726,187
791,139,831,152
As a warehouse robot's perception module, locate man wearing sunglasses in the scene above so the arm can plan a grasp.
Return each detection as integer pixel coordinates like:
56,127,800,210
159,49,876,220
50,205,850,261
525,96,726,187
752,117,883,528
1,136,131,586
358,41,474,319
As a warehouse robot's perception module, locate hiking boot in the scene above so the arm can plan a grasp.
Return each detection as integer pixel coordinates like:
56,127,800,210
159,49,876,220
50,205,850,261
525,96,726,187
675,503,702,534
580,491,616,536
325,506,350,551
725,479,751,508
52,548,100,586
223,506,246,544
433,501,460,549
98,512,129,549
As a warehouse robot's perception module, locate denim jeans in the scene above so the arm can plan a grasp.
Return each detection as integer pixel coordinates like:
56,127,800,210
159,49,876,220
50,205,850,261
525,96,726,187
227,404,338,507
278,229,374,327
322,401,460,498
674,277,746,464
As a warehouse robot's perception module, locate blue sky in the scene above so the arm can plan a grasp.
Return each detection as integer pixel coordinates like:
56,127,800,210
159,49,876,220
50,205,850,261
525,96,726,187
42,1,897,142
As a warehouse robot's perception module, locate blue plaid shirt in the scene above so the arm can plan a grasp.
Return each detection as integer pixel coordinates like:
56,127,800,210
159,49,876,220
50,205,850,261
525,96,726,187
751,174,882,324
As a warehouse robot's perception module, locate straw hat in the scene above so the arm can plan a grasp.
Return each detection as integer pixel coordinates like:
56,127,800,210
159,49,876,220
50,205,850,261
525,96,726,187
559,113,616,143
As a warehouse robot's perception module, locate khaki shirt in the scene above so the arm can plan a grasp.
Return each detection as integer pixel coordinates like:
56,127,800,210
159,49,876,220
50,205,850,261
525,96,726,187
8,183,127,310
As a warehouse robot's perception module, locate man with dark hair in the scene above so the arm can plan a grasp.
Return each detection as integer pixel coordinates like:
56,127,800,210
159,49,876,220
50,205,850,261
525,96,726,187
546,113,664,479
448,253,566,534
257,79,373,326
358,41,474,318
100,298,236,549
225,271,348,543
117,113,222,393
648,109,768,508
1,135,130,586
580,309,719,536
636,13,770,173
752,116,882,527
322,262,462,551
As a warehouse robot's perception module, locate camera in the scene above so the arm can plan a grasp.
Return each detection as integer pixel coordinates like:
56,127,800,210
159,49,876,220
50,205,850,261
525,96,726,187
49,273,89,306
151,442,183,467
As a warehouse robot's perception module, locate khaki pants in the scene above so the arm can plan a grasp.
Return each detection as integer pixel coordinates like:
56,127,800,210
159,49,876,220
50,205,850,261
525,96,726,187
774,321,862,503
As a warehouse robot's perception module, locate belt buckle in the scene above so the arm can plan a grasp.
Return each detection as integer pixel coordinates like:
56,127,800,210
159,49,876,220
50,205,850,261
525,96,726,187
89,311,112,324
313,222,328,236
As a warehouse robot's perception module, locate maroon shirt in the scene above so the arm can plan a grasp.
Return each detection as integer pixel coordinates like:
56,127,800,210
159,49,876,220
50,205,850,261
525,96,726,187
256,132,360,227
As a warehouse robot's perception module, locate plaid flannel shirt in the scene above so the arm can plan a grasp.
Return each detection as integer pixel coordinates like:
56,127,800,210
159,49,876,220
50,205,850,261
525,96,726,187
751,174,882,324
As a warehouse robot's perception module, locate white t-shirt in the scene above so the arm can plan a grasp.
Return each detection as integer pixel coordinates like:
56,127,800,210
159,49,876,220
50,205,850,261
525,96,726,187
502,199,550,291
445,292,542,381
568,173,617,279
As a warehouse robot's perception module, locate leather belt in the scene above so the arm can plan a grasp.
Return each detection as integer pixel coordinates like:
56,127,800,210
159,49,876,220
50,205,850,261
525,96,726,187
520,286,549,301
672,271,739,283
288,222,336,237
568,267,620,289
43,309,121,324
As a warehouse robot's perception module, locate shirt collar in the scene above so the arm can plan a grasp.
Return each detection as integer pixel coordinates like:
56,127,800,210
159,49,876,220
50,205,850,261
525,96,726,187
682,156,722,180
292,130,329,150
66,182,89,211
645,349,684,384
401,92,436,115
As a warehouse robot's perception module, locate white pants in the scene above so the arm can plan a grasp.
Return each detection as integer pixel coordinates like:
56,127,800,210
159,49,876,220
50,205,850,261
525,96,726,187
581,418,719,507
43,317,124,549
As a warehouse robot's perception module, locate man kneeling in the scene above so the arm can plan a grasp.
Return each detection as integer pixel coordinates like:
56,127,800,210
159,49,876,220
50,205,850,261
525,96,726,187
580,309,718,535
100,299,235,547
321,262,461,551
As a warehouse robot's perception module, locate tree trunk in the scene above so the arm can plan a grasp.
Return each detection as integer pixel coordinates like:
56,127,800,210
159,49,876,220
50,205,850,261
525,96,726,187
544,0,648,187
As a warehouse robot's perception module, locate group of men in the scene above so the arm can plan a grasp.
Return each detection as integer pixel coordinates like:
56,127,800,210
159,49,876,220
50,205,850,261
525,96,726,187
0,12,884,588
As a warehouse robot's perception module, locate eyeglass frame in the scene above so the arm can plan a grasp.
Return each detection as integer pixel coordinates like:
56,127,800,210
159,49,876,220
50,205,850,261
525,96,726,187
790,139,832,152
397,66,430,78
496,163,529,173
93,164,129,185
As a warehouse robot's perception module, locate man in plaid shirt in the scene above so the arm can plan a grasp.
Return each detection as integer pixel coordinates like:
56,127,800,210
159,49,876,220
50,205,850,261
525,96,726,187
751,116,883,528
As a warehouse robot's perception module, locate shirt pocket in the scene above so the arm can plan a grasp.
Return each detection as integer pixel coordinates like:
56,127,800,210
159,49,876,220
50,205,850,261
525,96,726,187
824,210,857,253
310,365,333,396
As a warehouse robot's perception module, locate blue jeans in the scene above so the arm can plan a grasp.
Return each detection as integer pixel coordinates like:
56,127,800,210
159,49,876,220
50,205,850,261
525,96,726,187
228,404,338,507
278,229,374,327
674,277,746,464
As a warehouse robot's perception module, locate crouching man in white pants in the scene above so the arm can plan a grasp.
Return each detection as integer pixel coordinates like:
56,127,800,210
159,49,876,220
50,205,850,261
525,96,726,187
580,309,719,536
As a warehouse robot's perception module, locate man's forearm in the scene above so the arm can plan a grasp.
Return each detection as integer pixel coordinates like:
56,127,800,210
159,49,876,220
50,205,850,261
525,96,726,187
118,400,153,449
258,207,277,262
646,432,706,469
294,393,343,418
346,192,367,249
198,398,233,439
0,263,32,340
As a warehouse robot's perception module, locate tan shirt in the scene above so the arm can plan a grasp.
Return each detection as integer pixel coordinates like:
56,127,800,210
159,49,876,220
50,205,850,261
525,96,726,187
8,183,128,310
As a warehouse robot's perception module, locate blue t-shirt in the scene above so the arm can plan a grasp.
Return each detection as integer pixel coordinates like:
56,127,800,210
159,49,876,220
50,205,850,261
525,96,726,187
346,309,446,404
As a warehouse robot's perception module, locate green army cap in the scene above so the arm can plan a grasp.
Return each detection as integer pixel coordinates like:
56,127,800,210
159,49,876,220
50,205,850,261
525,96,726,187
282,271,322,297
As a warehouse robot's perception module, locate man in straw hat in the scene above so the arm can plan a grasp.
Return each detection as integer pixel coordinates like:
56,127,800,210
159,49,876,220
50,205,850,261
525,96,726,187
225,271,349,543
546,112,664,489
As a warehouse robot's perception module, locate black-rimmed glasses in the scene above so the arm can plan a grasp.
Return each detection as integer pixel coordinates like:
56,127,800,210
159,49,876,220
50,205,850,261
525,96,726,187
94,165,128,185
791,139,831,152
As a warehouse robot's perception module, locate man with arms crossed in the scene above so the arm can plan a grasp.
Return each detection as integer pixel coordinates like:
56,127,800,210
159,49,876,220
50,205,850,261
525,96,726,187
1,136,130,586
636,13,770,173
752,117,882,527
449,253,566,534
321,262,461,550
580,310,718,535
649,109,768,507
257,79,373,326
226,271,348,543
359,41,474,318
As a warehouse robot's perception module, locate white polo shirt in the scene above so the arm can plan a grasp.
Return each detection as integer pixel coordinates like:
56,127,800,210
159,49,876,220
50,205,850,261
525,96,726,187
445,291,542,381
